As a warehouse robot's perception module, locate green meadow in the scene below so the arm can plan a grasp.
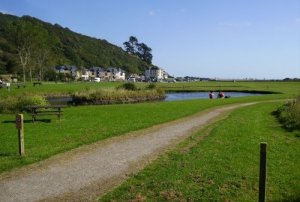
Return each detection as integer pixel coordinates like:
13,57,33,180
0,81,299,98
100,102,300,201
0,81,299,186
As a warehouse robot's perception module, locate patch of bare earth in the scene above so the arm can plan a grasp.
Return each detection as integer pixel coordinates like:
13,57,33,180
0,103,256,202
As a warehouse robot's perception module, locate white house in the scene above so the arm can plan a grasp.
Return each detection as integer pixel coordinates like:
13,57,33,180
107,67,126,81
145,67,168,81
89,67,106,80
81,69,90,81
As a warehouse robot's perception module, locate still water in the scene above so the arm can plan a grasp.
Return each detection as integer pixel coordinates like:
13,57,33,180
165,92,263,101
48,92,263,105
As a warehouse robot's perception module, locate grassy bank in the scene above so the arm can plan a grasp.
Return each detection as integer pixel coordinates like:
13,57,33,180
0,81,298,173
72,88,165,105
0,96,278,173
0,81,299,98
100,102,300,201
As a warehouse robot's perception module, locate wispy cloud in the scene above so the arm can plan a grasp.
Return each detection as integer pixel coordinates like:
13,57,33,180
296,18,300,23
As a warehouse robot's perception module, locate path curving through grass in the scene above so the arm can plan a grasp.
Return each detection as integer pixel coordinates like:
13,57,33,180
0,102,257,202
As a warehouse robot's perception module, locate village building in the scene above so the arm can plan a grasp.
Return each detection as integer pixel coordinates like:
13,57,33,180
106,67,126,81
55,66,81,79
54,66,126,81
145,67,168,82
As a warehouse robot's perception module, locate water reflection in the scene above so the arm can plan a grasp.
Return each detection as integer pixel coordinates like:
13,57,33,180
165,92,263,101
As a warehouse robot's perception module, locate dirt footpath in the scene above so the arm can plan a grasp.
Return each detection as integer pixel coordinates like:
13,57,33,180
0,103,256,202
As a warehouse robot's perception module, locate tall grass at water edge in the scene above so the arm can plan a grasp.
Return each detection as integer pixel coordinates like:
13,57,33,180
0,94,48,113
72,88,165,105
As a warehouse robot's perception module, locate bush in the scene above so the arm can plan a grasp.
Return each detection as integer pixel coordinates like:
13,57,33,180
147,83,156,89
118,83,137,91
72,88,165,105
274,97,300,131
0,94,48,113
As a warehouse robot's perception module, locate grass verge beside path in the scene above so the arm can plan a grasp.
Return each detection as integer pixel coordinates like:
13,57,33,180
0,96,281,173
100,102,300,201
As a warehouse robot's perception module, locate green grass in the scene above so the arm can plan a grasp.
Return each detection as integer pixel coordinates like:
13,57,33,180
0,81,299,173
100,102,300,201
157,80,300,96
0,96,265,173
0,81,122,98
0,81,299,98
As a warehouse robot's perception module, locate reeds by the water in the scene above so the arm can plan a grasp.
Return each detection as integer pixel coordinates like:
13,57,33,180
72,88,166,105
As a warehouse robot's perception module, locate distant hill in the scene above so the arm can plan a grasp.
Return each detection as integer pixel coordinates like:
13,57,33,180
0,13,151,77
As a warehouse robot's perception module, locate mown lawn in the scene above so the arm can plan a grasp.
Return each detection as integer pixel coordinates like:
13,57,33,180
100,102,300,201
0,81,298,173
0,96,267,173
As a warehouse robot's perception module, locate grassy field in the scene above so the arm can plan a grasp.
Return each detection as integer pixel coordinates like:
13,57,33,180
0,96,268,173
100,102,300,201
0,81,299,98
0,81,299,173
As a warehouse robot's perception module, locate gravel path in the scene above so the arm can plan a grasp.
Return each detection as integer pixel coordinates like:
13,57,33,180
0,103,255,202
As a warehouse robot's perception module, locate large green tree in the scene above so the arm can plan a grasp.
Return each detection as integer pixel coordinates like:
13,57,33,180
137,43,152,64
123,36,153,64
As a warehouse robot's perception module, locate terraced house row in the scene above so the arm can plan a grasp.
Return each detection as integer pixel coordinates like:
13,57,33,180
55,66,170,82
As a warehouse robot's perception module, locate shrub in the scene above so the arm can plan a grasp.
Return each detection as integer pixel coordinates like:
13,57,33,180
17,95,48,112
72,88,165,105
274,97,300,131
118,83,137,91
0,94,48,113
147,83,156,89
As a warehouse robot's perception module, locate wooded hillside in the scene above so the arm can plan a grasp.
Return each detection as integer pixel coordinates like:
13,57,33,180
0,13,151,79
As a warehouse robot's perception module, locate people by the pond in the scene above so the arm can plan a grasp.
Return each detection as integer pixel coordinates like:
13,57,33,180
218,91,225,99
209,91,215,99
209,91,230,99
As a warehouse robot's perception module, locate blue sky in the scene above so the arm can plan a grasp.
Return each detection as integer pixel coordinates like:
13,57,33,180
1,0,300,79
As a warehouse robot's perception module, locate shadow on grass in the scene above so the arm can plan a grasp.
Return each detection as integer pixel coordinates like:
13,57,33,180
273,196,300,202
2,119,52,124
0,152,18,157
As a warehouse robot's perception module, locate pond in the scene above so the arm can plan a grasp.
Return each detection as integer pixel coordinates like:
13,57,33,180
47,91,264,105
165,91,263,101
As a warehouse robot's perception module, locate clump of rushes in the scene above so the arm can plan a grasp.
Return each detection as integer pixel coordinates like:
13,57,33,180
275,96,300,131
118,82,138,91
146,83,156,89
0,94,48,113
72,88,165,105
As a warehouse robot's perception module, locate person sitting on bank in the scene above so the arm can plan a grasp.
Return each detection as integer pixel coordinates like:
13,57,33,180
218,91,225,99
209,91,215,99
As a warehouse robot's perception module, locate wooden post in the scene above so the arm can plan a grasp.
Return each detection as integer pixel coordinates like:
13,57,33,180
259,142,267,202
16,114,25,156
